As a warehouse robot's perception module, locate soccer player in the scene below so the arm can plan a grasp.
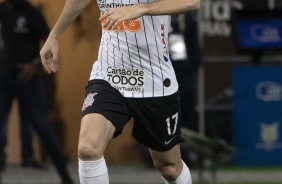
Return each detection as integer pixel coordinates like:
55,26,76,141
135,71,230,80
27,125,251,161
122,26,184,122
40,0,200,183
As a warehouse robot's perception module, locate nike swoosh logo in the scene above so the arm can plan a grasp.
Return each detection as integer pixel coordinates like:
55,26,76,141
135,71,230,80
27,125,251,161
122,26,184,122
164,135,177,145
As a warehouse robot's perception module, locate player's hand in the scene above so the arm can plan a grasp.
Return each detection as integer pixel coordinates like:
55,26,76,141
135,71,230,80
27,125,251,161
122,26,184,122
40,37,59,74
99,5,144,30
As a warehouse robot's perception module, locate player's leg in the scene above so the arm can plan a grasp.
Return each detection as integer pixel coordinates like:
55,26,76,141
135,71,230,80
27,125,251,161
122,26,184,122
126,92,191,183
78,79,132,184
149,144,192,184
78,113,115,184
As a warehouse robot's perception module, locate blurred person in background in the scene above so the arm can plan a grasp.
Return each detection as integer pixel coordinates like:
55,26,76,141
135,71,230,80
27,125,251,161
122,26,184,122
40,0,200,183
0,0,42,170
0,0,73,183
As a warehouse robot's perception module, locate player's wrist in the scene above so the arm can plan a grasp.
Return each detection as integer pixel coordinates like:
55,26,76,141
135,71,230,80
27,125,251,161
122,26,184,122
137,3,151,16
48,30,60,40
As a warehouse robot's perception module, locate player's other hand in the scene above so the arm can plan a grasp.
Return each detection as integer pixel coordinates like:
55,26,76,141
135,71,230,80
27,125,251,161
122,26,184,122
40,37,59,74
99,5,144,30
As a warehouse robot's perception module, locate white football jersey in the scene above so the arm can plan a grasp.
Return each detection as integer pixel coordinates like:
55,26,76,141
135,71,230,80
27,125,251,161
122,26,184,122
90,0,179,97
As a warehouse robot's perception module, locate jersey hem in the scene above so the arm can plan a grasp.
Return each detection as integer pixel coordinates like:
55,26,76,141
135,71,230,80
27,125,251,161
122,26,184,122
88,78,178,98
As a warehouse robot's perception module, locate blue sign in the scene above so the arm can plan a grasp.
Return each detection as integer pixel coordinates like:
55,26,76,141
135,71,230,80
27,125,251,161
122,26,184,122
233,65,282,165
237,19,282,49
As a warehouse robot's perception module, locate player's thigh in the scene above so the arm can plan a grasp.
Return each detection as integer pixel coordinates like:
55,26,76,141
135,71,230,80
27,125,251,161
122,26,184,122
79,79,131,159
149,144,182,169
79,113,115,157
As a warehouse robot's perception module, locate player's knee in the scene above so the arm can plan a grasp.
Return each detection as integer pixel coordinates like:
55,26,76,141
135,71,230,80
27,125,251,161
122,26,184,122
78,142,102,160
154,163,178,181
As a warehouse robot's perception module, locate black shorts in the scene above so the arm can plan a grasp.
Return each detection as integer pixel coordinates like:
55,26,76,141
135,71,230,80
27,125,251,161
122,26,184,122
82,79,185,152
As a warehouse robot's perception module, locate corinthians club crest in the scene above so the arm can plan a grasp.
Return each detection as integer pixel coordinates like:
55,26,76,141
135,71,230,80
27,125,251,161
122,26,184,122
82,93,97,111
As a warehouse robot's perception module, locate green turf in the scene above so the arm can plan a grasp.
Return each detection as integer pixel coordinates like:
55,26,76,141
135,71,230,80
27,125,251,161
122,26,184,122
116,162,282,172
112,183,282,184
110,163,282,184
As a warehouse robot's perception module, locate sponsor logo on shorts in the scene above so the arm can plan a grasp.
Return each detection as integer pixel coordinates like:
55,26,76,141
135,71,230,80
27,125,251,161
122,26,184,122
164,135,177,145
106,66,144,92
82,93,97,111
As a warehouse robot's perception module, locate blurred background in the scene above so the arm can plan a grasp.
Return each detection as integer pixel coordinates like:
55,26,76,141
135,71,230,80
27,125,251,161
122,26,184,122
3,0,282,183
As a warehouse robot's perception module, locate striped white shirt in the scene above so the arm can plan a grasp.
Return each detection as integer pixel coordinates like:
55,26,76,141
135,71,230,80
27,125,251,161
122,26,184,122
90,0,178,98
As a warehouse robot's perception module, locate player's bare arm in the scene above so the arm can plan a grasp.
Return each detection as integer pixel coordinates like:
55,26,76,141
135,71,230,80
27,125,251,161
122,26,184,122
40,0,90,74
100,0,200,30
